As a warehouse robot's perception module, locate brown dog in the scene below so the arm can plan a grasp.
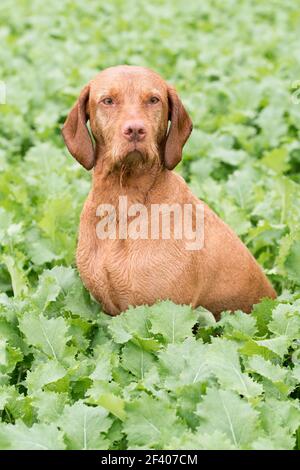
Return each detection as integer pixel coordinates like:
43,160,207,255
62,65,276,318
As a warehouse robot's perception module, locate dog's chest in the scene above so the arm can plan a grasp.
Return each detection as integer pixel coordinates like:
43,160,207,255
77,234,194,314
76,180,199,314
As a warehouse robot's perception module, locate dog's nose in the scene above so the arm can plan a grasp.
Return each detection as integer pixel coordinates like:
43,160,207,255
122,120,146,142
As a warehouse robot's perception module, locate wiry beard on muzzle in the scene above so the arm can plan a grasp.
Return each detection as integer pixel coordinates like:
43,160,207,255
107,140,161,176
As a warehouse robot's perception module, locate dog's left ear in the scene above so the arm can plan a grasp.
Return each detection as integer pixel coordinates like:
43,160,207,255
164,86,193,170
62,85,95,170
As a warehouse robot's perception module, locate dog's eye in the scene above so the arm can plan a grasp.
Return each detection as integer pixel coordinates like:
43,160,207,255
149,96,160,104
102,97,114,105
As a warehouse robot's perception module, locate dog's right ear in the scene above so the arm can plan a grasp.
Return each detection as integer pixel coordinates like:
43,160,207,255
62,85,95,170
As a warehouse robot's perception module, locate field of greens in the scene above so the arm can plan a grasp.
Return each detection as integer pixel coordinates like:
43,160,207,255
0,0,300,450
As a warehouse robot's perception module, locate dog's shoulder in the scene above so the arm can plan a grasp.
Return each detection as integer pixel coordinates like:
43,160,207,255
164,170,204,206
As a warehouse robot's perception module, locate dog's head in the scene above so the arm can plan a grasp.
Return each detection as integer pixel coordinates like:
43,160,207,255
62,65,192,172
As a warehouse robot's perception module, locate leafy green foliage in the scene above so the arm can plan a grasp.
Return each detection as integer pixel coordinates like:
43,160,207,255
0,277,299,449
0,0,300,450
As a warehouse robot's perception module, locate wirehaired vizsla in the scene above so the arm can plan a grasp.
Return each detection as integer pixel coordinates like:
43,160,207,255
62,65,276,318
